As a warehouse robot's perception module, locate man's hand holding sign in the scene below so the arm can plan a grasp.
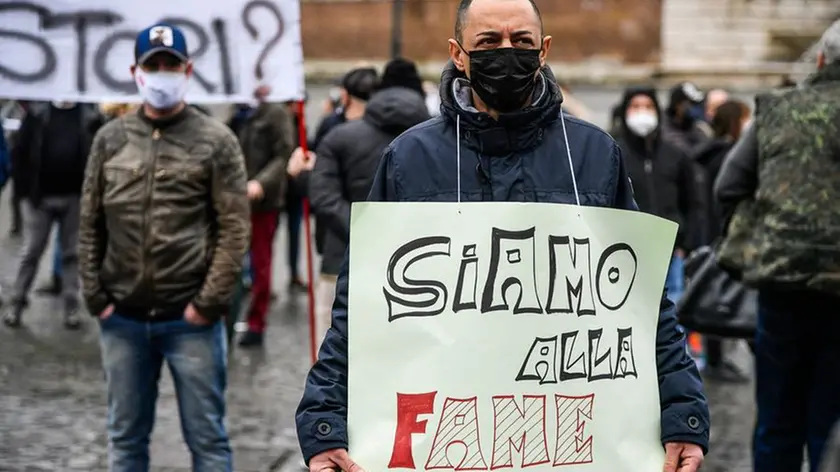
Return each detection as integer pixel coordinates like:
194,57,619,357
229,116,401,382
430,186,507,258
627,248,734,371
295,0,709,471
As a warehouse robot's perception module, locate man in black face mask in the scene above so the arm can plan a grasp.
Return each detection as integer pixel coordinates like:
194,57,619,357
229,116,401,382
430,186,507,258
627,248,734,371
295,1,709,471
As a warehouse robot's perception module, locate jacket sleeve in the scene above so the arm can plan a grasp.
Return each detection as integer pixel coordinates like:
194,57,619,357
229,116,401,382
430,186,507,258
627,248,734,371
78,130,111,317
192,132,251,321
676,152,702,251
253,105,294,198
310,133,351,242
714,125,759,227
296,147,399,464
612,143,710,452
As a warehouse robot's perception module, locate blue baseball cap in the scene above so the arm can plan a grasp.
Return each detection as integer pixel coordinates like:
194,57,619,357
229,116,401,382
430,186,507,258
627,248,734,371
135,23,189,65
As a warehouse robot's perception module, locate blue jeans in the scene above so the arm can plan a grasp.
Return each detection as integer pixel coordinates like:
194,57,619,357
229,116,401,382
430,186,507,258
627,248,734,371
664,253,685,304
753,291,840,472
99,313,232,472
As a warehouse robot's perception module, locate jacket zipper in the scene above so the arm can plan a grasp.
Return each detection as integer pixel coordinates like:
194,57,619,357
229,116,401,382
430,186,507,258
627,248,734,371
143,128,161,316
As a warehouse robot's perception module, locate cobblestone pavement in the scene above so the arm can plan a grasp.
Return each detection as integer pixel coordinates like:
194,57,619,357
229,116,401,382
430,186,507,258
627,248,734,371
0,86,759,471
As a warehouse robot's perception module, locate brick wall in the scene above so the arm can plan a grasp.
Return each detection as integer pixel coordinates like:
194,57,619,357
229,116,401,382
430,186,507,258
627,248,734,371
299,0,662,63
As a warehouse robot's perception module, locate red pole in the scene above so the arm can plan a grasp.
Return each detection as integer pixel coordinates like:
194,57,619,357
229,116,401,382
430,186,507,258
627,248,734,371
295,100,319,365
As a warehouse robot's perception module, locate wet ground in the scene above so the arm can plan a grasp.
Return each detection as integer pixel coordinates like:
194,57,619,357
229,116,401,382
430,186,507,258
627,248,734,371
0,85,759,471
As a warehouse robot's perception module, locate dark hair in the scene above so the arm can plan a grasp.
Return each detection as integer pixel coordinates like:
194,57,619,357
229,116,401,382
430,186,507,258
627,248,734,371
711,99,750,138
455,0,543,43
379,57,425,97
341,67,379,101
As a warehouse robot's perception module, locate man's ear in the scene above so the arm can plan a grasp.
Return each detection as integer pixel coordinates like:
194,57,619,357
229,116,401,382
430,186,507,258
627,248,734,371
449,39,467,72
539,36,552,68
130,64,137,77
185,61,194,77
817,51,826,70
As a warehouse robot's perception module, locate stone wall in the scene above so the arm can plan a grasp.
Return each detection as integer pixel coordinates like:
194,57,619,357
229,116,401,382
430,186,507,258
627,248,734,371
299,0,662,63
661,0,838,71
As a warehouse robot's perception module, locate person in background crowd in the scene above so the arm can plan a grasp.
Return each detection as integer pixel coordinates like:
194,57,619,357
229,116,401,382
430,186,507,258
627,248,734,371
296,2,709,472
691,99,751,383
692,88,729,138
282,96,308,294
614,86,700,305
662,82,709,154
289,67,379,262
2,101,102,328
715,19,840,471
310,68,377,151
378,57,425,97
227,85,294,348
704,89,729,123
308,62,430,352
7,101,30,238
693,99,751,255
79,23,249,470
36,101,138,298
313,82,345,149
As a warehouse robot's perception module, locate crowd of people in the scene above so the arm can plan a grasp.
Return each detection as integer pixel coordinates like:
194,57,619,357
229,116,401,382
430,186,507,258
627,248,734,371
1,0,840,470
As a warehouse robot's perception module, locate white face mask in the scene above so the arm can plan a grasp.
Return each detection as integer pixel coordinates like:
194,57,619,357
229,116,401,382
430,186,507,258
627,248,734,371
626,111,659,137
134,69,189,110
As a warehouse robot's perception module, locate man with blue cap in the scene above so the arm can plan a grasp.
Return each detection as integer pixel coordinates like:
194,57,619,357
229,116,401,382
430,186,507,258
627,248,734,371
78,23,250,471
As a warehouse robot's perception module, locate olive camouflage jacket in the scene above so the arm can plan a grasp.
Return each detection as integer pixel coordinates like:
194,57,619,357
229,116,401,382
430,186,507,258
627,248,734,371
716,62,840,294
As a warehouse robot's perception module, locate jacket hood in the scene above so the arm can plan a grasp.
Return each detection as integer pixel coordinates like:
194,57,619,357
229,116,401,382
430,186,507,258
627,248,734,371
617,86,662,151
437,60,563,156
363,86,431,135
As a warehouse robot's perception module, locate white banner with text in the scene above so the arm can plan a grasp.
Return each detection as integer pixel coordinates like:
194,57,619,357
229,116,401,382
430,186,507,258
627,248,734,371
0,0,304,103
347,202,678,471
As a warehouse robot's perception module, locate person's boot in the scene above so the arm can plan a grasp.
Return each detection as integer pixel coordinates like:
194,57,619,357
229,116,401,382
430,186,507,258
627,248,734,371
2,302,24,328
238,330,264,347
63,300,82,330
35,274,63,296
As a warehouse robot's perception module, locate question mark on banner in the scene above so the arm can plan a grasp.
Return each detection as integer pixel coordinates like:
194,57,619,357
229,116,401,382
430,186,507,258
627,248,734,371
242,0,285,82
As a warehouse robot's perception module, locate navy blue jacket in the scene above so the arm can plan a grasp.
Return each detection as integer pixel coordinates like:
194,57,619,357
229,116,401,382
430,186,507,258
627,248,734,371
296,62,710,463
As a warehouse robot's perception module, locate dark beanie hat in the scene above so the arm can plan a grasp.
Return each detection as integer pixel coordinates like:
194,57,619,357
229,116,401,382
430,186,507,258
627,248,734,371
379,57,425,97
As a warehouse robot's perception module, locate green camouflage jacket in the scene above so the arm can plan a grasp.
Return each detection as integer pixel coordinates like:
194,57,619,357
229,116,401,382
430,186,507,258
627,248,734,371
718,63,840,294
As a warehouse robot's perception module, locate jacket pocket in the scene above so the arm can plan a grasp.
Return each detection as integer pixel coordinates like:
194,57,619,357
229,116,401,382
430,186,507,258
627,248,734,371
103,163,145,208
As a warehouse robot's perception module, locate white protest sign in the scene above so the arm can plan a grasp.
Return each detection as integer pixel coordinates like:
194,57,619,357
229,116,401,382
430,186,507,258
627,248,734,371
348,203,677,471
0,0,304,103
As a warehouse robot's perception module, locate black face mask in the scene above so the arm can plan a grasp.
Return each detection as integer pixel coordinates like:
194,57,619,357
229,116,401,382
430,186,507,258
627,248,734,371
463,46,542,113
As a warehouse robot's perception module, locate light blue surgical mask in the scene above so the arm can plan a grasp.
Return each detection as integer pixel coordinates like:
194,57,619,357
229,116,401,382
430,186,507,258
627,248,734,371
134,69,189,110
